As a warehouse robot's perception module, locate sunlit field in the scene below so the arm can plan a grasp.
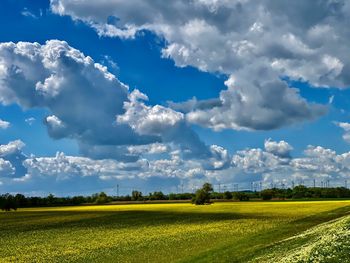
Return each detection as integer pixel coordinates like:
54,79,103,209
1,201,350,262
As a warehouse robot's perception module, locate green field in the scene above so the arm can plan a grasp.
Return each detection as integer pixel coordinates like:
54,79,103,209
1,201,350,262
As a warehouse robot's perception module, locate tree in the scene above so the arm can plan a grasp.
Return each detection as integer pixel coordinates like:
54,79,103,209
0,194,18,211
148,191,166,200
260,189,274,200
233,192,249,201
192,183,213,205
131,190,143,201
47,194,55,205
95,192,109,204
223,191,233,200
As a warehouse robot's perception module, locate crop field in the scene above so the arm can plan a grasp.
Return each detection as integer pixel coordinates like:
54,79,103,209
1,201,350,262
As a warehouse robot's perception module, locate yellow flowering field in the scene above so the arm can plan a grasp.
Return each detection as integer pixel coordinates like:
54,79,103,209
0,201,349,262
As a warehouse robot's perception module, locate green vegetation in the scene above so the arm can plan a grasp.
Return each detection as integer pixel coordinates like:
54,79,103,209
251,214,350,262
2,185,350,209
192,183,213,205
1,201,350,262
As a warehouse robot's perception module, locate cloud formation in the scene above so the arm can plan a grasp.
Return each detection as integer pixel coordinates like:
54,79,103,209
0,40,212,160
0,119,10,129
0,140,27,178
50,0,348,130
336,122,350,143
1,138,350,194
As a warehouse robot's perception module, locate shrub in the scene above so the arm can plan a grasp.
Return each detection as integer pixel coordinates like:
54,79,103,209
260,189,274,200
192,183,213,205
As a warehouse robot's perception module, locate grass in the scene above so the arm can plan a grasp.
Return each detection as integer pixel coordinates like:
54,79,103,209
0,201,350,262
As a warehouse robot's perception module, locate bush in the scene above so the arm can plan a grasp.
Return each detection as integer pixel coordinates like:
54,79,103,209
260,189,274,200
0,194,18,211
95,192,109,204
131,190,143,201
223,191,233,200
192,183,213,205
233,192,250,201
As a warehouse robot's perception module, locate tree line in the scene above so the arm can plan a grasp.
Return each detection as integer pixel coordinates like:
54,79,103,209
2,185,350,210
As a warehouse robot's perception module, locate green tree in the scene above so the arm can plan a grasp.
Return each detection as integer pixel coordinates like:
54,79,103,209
223,191,233,200
95,192,109,204
260,189,274,200
233,192,250,201
0,194,18,211
148,191,166,200
192,183,213,205
131,190,143,201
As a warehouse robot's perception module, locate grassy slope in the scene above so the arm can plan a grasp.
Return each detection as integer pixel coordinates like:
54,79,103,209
250,213,350,263
0,201,349,262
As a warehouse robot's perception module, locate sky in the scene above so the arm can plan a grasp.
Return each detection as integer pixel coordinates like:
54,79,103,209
1,0,350,196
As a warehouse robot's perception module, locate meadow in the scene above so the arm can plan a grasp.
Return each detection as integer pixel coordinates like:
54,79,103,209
0,201,350,262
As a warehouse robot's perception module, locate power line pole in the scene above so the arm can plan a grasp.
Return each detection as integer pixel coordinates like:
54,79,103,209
116,184,119,197
313,179,316,188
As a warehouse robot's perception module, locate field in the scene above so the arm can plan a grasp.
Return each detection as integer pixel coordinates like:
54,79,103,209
1,201,350,262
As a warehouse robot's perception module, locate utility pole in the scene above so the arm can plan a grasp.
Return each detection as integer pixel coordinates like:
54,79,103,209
181,183,184,194
218,183,221,193
345,180,348,189
313,179,316,188
116,184,119,197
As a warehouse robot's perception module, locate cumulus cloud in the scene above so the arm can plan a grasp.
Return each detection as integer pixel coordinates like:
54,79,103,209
1,137,350,192
0,158,15,176
50,0,348,130
335,122,350,143
118,89,212,159
264,138,293,158
0,140,25,157
0,140,27,178
127,143,169,155
0,119,10,129
185,67,326,130
0,40,212,160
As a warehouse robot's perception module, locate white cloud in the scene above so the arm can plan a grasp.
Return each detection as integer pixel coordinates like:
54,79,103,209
0,140,25,157
0,119,10,129
0,158,15,176
51,0,350,130
0,136,350,192
335,122,350,143
0,40,212,160
25,117,36,125
118,89,212,159
118,90,184,136
21,8,38,19
127,143,169,155
264,138,293,157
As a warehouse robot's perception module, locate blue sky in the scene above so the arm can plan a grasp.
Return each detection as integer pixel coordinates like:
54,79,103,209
1,0,350,195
